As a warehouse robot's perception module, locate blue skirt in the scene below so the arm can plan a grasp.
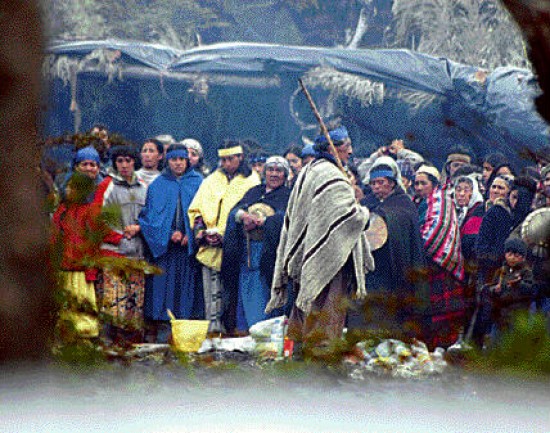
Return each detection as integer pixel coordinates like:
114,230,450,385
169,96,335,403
144,242,203,321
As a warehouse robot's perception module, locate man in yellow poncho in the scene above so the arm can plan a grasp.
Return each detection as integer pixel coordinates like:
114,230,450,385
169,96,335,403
188,139,259,333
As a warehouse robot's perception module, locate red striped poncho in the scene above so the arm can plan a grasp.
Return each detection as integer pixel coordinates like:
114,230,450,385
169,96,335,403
420,186,465,282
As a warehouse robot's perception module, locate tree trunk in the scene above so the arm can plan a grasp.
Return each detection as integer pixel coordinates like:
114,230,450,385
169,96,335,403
0,0,55,362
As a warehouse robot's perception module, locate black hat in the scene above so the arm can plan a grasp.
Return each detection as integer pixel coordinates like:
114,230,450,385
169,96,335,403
504,238,527,256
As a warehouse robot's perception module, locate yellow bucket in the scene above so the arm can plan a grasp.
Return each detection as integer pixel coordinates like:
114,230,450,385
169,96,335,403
167,310,209,353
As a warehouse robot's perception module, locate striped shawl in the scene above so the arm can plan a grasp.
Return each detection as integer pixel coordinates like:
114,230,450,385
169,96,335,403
420,186,465,281
265,157,374,315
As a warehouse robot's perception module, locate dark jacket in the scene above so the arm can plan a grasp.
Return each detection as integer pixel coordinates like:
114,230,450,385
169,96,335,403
475,200,513,285
491,260,535,328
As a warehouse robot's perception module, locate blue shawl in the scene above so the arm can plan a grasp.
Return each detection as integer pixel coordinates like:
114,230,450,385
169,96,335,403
139,168,202,259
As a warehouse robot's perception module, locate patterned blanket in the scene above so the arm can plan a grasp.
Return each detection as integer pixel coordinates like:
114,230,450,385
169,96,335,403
420,186,465,281
266,157,374,315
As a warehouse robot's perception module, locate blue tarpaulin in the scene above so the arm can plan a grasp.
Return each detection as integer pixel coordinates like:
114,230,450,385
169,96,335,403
44,40,548,166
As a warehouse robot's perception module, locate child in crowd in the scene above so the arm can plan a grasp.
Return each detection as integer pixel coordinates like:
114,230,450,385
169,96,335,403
476,238,536,345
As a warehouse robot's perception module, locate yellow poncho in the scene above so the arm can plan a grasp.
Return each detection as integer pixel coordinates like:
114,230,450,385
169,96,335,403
188,169,259,270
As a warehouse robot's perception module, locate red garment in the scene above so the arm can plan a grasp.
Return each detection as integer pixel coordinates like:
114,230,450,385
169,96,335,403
94,176,112,204
461,203,483,237
52,198,123,282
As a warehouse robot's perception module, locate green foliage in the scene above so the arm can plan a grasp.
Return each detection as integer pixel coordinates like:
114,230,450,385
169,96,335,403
52,340,107,366
466,311,550,376
42,0,229,48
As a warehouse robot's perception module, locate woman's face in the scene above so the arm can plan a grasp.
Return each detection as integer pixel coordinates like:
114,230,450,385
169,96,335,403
489,177,510,202
455,181,473,207
187,148,200,167
140,142,162,170
168,157,188,177
76,160,99,180
285,153,302,175
414,173,434,199
482,162,493,184
265,165,286,190
509,189,519,209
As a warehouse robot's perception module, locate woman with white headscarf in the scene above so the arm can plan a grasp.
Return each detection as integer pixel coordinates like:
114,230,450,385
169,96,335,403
180,138,210,177
454,174,485,260
221,156,291,334
453,173,485,334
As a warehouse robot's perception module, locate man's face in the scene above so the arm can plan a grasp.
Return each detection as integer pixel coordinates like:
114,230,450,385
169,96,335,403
449,160,467,177
76,160,99,180
335,140,353,165
168,157,188,177
140,142,162,170
115,155,135,181
265,165,286,190
220,154,242,175
369,177,394,201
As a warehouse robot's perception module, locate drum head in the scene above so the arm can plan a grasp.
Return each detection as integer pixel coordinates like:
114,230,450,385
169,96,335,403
521,208,550,248
246,203,276,241
365,212,388,251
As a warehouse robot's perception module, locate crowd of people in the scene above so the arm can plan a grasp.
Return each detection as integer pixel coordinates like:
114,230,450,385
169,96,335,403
42,123,550,353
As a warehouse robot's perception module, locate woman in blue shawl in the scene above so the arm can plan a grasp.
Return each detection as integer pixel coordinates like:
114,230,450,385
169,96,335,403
139,144,203,342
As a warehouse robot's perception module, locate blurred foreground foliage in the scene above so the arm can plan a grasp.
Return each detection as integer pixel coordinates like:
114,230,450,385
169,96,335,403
465,311,550,376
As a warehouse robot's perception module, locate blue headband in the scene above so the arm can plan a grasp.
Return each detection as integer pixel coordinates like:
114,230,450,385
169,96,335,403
74,146,100,165
369,169,396,181
250,155,267,164
166,149,188,160
314,126,349,145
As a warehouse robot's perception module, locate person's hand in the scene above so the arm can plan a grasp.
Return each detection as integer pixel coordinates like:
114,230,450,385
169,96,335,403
508,275,521,286
171,230,183,243
377,146,388,157
181,235,188,247
124,224,140,239
205,233,223,246
389,139,405,154
254,214,265,227
241,212,257,231
492,284,502,294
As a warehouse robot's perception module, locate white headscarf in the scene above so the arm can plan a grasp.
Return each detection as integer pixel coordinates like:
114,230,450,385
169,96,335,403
454,173,484,225
264,155,290,177
180,138,203,158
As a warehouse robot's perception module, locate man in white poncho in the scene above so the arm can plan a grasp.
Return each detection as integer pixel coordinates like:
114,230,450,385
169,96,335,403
265,125,374,349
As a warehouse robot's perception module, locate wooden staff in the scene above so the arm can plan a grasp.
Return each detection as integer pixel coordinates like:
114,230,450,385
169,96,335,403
298,78,346,175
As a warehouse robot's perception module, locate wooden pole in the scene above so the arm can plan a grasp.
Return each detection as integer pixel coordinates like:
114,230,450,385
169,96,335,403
298,79,346,175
